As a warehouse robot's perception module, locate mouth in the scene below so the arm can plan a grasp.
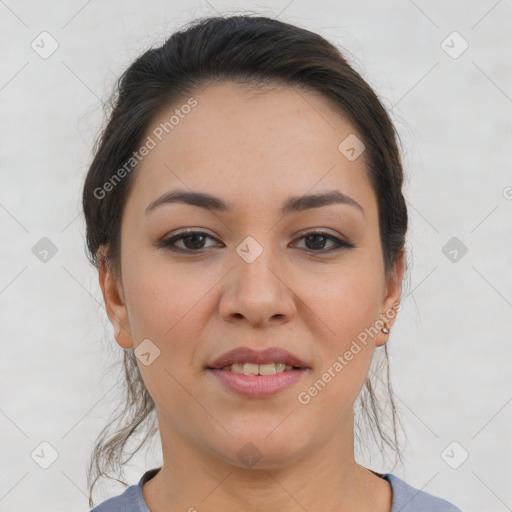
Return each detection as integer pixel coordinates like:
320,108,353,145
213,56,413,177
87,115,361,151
206,346,310,398
206,346,310,372
212,362,301,375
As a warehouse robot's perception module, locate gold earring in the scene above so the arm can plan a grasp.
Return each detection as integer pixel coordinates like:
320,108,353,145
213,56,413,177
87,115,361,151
381,323,390,334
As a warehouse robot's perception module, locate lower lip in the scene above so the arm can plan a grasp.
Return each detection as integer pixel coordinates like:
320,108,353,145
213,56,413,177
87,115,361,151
207,368,308,398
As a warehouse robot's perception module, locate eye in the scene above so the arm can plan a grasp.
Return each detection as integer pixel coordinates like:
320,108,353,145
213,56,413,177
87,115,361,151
291,231,354,252
157,229,354,253
157,230,221,252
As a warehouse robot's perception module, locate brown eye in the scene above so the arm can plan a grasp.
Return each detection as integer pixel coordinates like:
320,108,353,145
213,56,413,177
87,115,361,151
292,231,354,252
157,231,220,252
157,230,354,254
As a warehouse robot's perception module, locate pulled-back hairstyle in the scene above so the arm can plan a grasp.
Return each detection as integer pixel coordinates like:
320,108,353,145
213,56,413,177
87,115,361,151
82,13,408,508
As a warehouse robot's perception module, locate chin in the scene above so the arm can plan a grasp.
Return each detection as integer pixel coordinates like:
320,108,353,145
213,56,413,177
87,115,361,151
207,429,312,470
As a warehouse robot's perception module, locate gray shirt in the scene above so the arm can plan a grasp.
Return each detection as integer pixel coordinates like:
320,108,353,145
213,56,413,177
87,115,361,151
90,468,462,512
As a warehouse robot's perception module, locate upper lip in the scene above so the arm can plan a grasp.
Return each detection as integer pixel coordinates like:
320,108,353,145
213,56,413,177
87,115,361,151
207,347,310,369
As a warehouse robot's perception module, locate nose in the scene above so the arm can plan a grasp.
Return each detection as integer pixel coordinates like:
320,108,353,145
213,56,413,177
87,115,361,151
219,243,297,328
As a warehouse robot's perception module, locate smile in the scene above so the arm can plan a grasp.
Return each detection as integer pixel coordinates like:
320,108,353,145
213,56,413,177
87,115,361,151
207,366,309,398
220,362,295,375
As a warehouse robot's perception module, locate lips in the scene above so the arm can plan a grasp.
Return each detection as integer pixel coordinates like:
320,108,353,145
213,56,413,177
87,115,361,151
207,346,310,370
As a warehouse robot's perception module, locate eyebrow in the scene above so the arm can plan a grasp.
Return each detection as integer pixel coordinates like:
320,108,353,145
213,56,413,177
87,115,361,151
145,189,365,217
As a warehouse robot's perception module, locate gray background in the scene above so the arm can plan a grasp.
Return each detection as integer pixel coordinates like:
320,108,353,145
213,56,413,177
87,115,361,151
1,1,511,511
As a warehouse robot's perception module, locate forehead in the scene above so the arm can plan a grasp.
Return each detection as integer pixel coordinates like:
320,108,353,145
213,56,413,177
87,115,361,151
124,82,376,220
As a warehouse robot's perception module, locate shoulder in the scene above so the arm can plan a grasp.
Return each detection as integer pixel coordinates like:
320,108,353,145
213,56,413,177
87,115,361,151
89,483,146,512
90,468,160,512
384,473,463,512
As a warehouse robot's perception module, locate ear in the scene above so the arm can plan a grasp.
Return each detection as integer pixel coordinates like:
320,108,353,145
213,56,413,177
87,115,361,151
375,248,405,347
97,245,134,349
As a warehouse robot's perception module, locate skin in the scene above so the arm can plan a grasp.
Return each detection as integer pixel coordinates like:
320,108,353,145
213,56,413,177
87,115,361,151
98,81,404,512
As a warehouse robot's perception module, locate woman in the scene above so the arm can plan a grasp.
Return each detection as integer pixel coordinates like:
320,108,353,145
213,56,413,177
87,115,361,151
83,14,462,512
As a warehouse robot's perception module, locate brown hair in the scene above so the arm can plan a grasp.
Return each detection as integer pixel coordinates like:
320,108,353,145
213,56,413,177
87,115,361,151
82,14,408,507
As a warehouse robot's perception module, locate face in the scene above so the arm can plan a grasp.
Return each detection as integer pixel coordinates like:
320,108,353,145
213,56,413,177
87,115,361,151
99,82,403,470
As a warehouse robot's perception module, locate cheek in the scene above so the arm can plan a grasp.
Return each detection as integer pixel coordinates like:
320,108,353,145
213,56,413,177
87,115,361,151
304,260,384,342
122,246,211,341
122,254,220,385
299,257,384,397
121,262,213,415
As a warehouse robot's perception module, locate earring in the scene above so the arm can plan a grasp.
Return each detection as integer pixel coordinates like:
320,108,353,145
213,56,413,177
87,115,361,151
381,323,390,334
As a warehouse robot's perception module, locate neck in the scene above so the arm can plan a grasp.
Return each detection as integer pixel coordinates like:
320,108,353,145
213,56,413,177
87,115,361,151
142,416,391,512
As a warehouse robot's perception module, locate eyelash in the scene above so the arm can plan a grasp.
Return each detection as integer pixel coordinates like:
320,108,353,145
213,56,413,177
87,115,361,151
156,229,354,254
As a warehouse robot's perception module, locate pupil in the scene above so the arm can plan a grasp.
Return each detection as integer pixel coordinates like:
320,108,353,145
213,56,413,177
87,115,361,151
185,235,205,249
306,234,326,250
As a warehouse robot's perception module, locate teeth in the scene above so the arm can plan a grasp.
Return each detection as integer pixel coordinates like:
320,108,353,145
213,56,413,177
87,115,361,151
225,362,295,375
243,363,259,375
259,363,277,375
